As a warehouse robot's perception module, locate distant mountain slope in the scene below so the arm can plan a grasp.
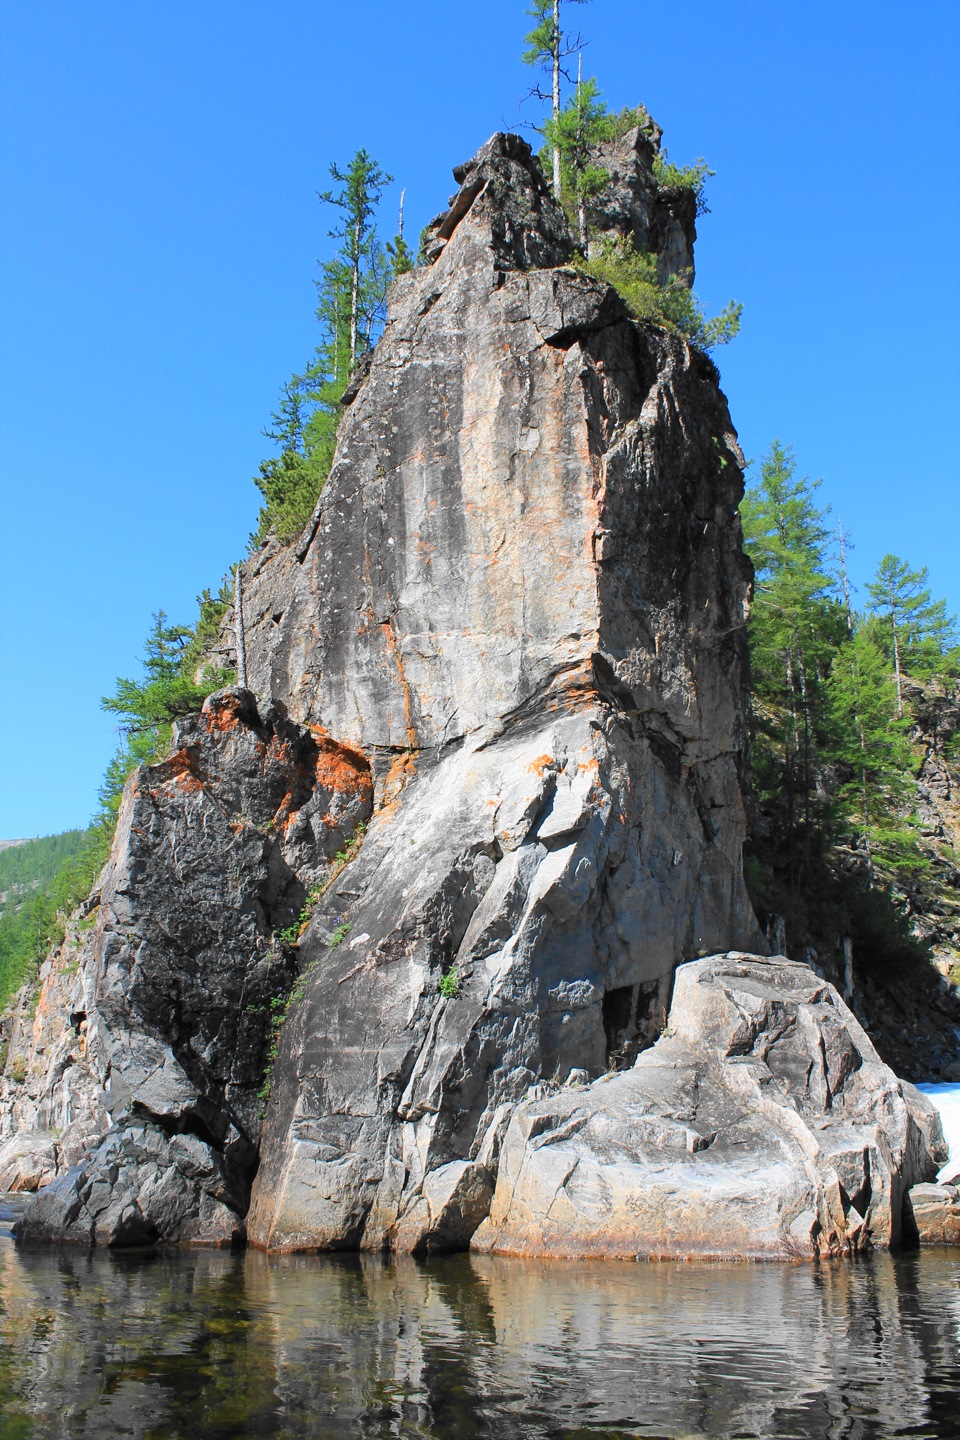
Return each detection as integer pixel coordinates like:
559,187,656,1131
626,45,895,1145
0,832,86,907
0,830,88,1006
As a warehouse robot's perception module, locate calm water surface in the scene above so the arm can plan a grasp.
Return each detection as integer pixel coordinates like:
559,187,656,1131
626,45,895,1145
0,1200,958,1440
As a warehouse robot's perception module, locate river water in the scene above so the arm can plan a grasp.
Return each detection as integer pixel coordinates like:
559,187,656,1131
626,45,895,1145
1,1086,959,1439
0,1207,958,1440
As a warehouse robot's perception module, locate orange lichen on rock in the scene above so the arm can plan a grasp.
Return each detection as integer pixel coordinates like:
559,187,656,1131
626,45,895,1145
379,750,416,812
203,693,243,734
151,749,205,795
308,726,374,800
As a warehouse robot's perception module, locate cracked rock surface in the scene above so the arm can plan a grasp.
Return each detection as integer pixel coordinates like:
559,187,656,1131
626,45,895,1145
8,690,370,1245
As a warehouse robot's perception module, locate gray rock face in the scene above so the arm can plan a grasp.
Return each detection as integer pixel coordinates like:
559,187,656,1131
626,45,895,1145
586,122,697,286
12,689,371,1245
474,954,944,1259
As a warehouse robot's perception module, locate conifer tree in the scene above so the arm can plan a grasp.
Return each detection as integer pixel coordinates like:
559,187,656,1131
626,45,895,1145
826,630,917,875
253,150,395,544
319,151,393,371
544,73,611,246
523,0,589,199
740,443,846,886
866,554,957,714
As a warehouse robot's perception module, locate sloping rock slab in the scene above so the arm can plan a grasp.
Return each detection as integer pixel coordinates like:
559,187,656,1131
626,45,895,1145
474,954,944,1260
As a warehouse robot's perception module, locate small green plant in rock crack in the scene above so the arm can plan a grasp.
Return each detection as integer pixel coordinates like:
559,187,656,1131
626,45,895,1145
276,885,325,946
259,922,351,1101
275,824,367,947
439,966,461,999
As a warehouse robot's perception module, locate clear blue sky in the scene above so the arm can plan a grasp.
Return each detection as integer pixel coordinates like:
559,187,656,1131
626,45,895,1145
1,0,958,838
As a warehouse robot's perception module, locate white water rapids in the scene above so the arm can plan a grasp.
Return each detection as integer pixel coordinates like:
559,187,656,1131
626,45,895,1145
917,1082,960,1183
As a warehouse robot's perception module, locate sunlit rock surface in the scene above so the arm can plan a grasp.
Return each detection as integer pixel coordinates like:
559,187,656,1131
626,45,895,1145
475,954,945,1259
241,134,761,1251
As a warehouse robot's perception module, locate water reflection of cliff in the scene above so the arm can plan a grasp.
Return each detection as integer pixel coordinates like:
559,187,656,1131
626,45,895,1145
1,1240,958,1438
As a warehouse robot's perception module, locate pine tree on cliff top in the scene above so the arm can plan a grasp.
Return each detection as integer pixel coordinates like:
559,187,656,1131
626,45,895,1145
253,151,395,546
523,0,589,199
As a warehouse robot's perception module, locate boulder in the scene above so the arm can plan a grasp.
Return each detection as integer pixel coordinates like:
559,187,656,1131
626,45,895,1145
903,1183,960,1245
0,1130,58,1192
473,954,944,1260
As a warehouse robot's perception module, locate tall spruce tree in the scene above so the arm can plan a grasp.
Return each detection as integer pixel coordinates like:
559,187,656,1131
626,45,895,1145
741,442,847,890
523,0,589,199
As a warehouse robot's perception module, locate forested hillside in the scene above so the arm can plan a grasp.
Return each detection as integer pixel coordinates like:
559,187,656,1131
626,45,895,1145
0,832,85,902
740,442,960,1077
0,831,89,1005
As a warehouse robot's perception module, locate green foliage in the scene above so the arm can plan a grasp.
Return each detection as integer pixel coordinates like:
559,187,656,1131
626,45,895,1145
741,440,958,983
386,233,415,276
277,886,324,948
439,966,461,999
252,151,394,547
0,829,113,1011
866,553,958,707
0,597,235,1012
826,629,919,872
0,832,86,900
544,77,614,245
741,441,847,888
581,236,742,351
522,0,588,74
606,102,656,142
653,149,714,217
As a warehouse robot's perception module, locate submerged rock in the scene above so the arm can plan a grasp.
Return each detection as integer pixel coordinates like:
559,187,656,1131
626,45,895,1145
474,954,944,1259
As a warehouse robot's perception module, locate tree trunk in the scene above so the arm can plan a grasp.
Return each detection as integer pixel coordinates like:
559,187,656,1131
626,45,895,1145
551,0,561,199
234,566,248,690
349,219,361,371
893,624,903,718
843,936,854,1001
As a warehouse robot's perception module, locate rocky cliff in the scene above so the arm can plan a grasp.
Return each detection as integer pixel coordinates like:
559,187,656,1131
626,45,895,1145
1,130,944,1255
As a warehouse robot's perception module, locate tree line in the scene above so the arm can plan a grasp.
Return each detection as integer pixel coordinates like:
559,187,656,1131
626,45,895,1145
741,441,958,972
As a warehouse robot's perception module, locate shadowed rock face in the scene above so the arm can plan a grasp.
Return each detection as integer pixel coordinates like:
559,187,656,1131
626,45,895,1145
10,690,371,1245
474,954,945,1260
238,134,763,1252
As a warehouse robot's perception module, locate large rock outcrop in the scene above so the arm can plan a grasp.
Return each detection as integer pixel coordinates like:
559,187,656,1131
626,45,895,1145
6,130,942,1256
236,134,761,1249
473,953,944,1259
